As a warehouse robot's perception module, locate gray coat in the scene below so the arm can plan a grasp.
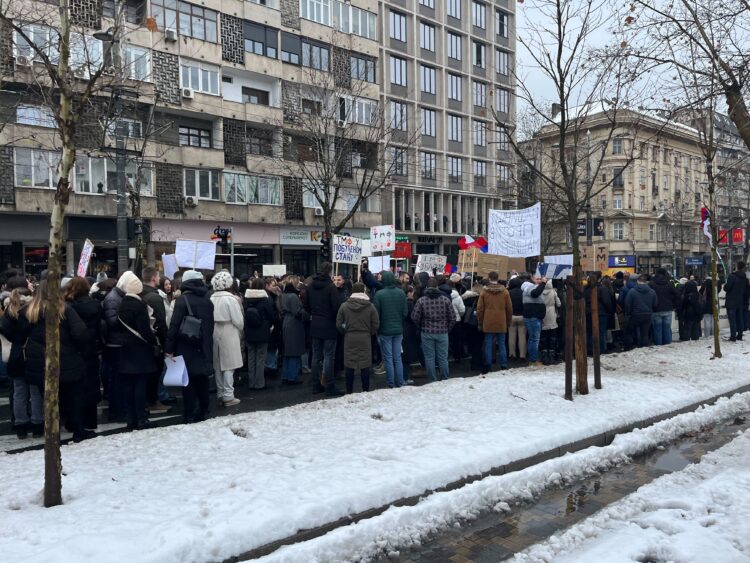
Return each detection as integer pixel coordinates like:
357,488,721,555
280,291,308,357
336,294,380,370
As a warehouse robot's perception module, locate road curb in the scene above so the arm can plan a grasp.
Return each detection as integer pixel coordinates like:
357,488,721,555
225,383,750,562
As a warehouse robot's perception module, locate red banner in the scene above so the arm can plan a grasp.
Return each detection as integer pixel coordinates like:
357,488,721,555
392,242,412,259
718,228,744,245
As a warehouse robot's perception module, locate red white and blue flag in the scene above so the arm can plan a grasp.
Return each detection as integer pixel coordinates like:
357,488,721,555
700,207,712,243
457,235,489,252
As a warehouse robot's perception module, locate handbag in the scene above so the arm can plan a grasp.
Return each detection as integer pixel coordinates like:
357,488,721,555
119,317,162,359
179,295,203,344
463,302,478,327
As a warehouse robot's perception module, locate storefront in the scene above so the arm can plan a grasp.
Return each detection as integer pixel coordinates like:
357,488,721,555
279,226,370,278
150,219,279,276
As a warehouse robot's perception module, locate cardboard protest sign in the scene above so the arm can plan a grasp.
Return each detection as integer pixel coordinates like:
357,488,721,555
263,265,287,277
332,235,363,264
415,254,447,275
581,244,609,272
457,250,509,278
370,225,395,253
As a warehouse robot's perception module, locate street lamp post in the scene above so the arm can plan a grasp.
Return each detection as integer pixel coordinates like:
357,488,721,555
671,221,677,278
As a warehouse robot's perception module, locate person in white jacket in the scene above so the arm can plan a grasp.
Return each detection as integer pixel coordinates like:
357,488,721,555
448,273,466,360
541,279,561,364
210,271,244,406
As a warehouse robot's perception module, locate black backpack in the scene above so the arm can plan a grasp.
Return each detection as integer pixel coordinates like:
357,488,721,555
178,295,202,344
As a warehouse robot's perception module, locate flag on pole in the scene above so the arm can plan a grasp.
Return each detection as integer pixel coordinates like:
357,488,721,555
701,207,712,243
457,235,476,249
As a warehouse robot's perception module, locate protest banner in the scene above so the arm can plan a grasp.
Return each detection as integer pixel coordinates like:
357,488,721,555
367,255,391,273
581,244,609,272
370,224,396,253
487,203,541,257
263,265,287,277
457,250,509,278
415,254,447,275
161,254,179,280
535,263,573,279
392,241,412,259
332,235,363,264
76,239,94,277
361,239,372,257
175,239,217,270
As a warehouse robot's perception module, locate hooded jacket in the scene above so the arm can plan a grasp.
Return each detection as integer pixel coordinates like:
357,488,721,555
649,274,679,312
542,280,561,330
723,269,749,310
411,287,456,334
165,279,214,376
336,293,380,369
304,273,341,340
477,284,513,333
508,277,524,316
624,283,657,316
521,280,546,320
243,288,276,344
211,290,244,371
372,271,408,336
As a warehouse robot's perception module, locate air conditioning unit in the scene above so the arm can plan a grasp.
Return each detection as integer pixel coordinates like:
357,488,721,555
184,196,197,208
165,28,178,42
15,55,31,66
182,87,194,99
74,68,87,78
337,118,347,126
314,207,324,216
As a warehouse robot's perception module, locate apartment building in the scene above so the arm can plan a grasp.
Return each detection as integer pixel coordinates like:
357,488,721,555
380,0,517,258
525,107,746,277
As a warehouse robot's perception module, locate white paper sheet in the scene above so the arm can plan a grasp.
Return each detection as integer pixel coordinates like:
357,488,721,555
163,355,189,387
162,253,179,280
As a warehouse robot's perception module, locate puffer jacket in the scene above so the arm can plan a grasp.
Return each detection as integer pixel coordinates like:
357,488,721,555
477,284,513,333
542,280,561,330
372,271,407,336
508,277,524,315
521,280,546,320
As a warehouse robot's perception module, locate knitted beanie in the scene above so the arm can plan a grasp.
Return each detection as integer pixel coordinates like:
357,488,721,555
182,270,204,283
211,271,234,291
116,271,143,296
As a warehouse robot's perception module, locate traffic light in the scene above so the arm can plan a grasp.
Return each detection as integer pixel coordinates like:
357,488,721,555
320,232,330,261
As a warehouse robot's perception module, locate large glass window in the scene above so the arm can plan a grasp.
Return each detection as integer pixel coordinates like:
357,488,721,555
390,10,406,41
472,1,486,28
14,148,59,189
448,114,462,142
447,0,461,19
302,41,329,70
421,151,436,179
391,101,408,131
300,0,331,25
122,45,151,81
473,41,486,68
332,1,377,40
420,22,435,51
473,160,487,185
15,24,59,64
244,22,278,59
351,55,375,82
339,97,377,125
448,73,462,101
613,222,624,240
179,126,211,148
473,120,487,146
420,64,436,94
496,163,509,187
281,32,301,64
16,105,55,128
224,172,281,205
390,56,407,86
447,32,462,60
420,0,434,7
152,0,217,41
391,148,406,176
74,156,151,195
421,108,436,137
472,81,486,107
180,60,219,94
448,156,462,182
496,89,509,113
184,168,219,200
496,10,508,37
496,49,508,75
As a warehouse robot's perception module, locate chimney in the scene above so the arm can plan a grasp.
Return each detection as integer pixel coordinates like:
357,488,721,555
551,103,562,119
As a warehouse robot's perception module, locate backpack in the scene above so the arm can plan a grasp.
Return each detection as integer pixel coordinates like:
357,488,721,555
178,295,202,345
245,303,263,328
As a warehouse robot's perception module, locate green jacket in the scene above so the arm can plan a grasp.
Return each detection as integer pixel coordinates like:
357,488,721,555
372,271,408,336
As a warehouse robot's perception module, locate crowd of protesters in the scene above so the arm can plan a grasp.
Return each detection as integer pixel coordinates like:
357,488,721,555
0,259,748,441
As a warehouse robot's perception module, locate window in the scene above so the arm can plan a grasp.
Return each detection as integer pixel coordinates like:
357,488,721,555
390,11,406,41
420,22,435,51
613,167,624,188
448,114,462,142
17,105,55,128
473,81,486,107
332,1,377,40
496,128,509,151
612,138,623,155
184,168,219,200
244,22,278,59
179,126,211,148
421,108,436,137
448,156,462,182
473,160,487,185
612,222,624,240
180,60,219,94
663,174,669,190
246,129,274,156
122,45,151,81
448,74,462,101
420,0,434,7
420,65,436,94
391,147,406,176
496,163,509,187
390,56,407,86
447,0,461,18
472,41,486,67
300,0,331,26
224,172,281,205
302,99,321,115
152,0,217,41
281,33,301,64
339,97,378,125
496,89,509,113
613,195,623,209
106,118,143,138
648,224,656,241
302,41,329,70
102,0,144,24
472,1,486,28
496,49,508,75
421,151,437,179
473,120,487,146
14,148,60,189
496,10,508,37
391,101,408,131
600,195,607,208
73,156,152,195
639,167,646,186
639,195,645,211
447,32,462,60
242,87,270,105
351,55,375,82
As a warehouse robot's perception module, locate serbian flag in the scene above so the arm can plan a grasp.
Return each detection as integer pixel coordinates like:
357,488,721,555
457,235,489,252
701,207,712,243
444,263,457,275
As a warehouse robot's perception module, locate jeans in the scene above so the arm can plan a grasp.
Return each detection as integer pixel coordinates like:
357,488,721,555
421,332,449,382
12,377,43,426
215,369,236,401
727,308,744,339
598,315,608,353
508,315,527,359
523,318,542,362
247,343,268,389
483,332,508,369
345,367,371,393
379,334,404,387
702,313,714,337
652,311,673,345
264,347,278,370
282,356,301,381
630,314,652,347
312,338,337,387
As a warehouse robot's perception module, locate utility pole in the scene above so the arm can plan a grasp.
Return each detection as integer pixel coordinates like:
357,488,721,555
586,130,593,247
671,221,677,278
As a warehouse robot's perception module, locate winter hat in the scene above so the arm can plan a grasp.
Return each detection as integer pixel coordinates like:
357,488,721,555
182,270,204,283
96,272,108,284
116,270,143,296
211,271,234,291
352,282,366,294
679,277,688,285
449,273,461,283
61,276,73,289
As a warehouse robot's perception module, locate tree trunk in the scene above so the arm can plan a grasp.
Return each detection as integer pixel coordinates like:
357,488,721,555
564,275,574,401
574,265,589,394
590,274,602,390
725,85,750,154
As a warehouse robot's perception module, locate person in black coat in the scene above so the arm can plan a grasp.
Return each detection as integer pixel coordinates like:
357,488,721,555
244,278,277,390
649,269,680,345
723,262,748,341
102,281,127,421
679,280,703,341
401,286,421,383
22,280,92,442
116,271,160,430
303,262,344,395
65,277,102,430
165,270,214,423
141,266,169,410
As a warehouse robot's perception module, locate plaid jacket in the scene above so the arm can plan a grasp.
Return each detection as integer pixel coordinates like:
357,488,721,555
411,288,456,334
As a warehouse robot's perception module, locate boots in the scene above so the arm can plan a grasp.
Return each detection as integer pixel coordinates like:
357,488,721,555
481,364,491,375
325,383,344,397
15,423,28,439
542,350,552,365
31,422,44,438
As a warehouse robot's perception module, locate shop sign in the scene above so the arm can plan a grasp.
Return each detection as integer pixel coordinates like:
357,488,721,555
279,227,322,246
608,255,636,267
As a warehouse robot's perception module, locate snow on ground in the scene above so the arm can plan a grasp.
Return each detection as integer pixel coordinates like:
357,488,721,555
1,341,749,563
515,429,750,563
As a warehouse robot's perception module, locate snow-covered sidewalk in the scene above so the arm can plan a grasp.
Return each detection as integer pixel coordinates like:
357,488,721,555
1,341,749,563
515,428,750,563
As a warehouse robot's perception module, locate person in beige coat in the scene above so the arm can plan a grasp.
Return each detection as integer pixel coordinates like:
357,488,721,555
541,279,561,364
210,271,244,406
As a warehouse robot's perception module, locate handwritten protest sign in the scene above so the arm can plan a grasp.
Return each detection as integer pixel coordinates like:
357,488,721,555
415,254,447,275
263,265,287,277
581,244,609,272
368,255,391,273
175,239,217,270
457,250,510,278
161,254,179,280
76,239,94,277
488,203,541,257
333,235,363,264
370,224,395,253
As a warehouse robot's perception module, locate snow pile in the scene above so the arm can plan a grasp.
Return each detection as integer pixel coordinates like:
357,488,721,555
516,428,750,563
255,391,750,562
0,342,748,563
